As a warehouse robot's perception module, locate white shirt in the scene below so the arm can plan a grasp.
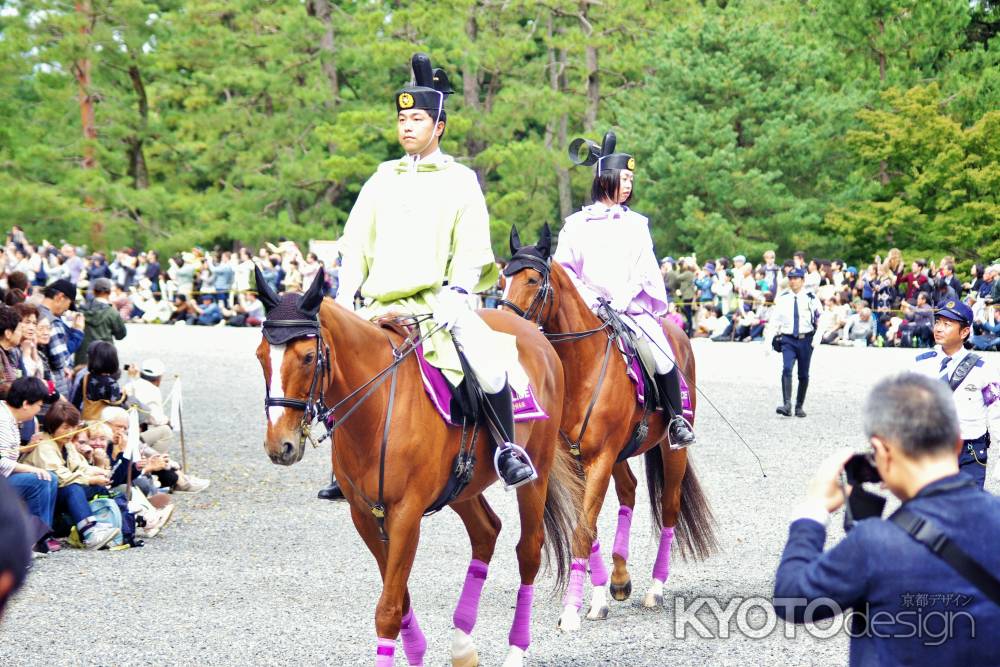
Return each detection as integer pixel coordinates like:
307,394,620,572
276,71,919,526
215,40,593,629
126,377,169,427
771,289,821,335
913,347,1000,441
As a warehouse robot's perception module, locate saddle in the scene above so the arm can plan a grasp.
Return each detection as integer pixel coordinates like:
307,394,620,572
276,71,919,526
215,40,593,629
598,304,661,413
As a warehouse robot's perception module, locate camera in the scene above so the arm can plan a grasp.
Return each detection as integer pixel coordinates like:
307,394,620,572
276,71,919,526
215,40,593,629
844,453,880,485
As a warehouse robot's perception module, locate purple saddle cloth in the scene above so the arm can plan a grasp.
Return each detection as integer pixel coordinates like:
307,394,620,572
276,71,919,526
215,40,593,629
627,354,693,422
415,342,548,427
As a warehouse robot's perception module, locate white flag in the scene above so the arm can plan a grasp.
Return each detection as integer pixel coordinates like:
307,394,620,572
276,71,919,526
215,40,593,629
125,407,143,461
169,378,182,432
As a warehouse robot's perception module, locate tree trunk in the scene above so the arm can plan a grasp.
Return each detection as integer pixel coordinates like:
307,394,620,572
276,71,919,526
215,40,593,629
875,18,889,186
462,5,486,187
584,43,599,132
127,61,150,190
546,13,572,218
308,0,339,105
74,1,102,246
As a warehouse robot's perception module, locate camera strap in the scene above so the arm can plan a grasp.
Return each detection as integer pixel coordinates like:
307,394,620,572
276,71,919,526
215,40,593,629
890,508,1000,607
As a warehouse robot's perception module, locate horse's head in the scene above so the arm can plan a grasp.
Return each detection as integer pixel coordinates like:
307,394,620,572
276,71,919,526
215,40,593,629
254,266,329,466
503,223,555,326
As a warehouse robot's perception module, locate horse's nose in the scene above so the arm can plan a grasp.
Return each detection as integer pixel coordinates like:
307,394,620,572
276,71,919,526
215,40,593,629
282,441,295,459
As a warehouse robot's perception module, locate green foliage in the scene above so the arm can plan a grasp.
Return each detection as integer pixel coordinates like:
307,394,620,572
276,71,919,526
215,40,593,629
0,0,997,265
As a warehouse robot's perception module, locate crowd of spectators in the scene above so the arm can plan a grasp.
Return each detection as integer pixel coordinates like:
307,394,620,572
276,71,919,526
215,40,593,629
1,226,212,555
1,227,338,329
659,249,1000,351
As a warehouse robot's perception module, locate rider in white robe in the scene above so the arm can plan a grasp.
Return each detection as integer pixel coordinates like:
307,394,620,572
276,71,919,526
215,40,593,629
553,131,695,448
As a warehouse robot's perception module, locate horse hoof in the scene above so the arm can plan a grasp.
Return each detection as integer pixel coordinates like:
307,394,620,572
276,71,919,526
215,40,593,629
558,608,582,633
642,592,663,609
586,604,609,621
452,650,479,667
610,580,632,601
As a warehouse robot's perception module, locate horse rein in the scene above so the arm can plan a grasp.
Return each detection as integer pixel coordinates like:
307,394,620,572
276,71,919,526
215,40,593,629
502,254,621,459
262,313,436,541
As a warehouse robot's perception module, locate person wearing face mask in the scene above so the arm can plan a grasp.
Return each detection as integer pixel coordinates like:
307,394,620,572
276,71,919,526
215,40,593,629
552,131,694,448
330,52,536,502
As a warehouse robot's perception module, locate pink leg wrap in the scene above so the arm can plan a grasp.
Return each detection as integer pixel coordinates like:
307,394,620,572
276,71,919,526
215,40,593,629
452,559,489,634
589,540,609,587
612,506,633,561
400,608,426,665
652,526,675,582
562,557,587,609
507,584,534,651
375,637,395,667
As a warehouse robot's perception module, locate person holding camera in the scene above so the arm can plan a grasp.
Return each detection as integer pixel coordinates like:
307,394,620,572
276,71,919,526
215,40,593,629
774,372,1000,665
769,267,822,417
912,300,999,489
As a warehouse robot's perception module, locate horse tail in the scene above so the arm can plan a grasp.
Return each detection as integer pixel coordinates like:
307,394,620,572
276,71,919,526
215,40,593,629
674,461,719,560
541,442,587,592
644,446,719,561
644,445,665,531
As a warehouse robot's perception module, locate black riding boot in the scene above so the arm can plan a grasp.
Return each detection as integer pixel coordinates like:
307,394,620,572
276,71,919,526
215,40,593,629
655,368,695,448
795,379,809,418
776,375,793,416
484,383,537,489
317,472,345,501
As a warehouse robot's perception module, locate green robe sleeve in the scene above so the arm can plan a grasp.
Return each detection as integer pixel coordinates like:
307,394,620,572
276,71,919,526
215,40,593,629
447,168,498,293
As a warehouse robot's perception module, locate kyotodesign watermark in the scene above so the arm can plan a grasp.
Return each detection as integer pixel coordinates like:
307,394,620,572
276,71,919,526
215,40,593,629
672,594,976,646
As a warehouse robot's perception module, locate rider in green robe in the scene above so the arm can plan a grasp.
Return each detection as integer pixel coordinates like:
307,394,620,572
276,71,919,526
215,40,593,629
320,54,536,500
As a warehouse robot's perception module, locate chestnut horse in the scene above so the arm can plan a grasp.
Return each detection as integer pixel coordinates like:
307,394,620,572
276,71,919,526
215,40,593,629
504,226,718,632
254,268,582,667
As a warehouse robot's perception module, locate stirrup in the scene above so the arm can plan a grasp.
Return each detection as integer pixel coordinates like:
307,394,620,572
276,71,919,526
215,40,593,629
493,443,538,491
667,415,695,451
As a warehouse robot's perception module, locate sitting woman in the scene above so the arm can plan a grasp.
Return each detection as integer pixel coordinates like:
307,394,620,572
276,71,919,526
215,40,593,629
19,400,120,550
74,341,127,421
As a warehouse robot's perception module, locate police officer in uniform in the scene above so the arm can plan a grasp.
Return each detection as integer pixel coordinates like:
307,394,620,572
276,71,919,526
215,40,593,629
770,267,821,417
913,299,1000,488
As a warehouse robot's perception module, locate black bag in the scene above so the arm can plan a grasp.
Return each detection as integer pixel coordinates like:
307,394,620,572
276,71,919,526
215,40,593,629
771,334,783,353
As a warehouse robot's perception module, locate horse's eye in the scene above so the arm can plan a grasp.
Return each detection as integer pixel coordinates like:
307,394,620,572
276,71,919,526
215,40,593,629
527,277,539,286
303,353,315,365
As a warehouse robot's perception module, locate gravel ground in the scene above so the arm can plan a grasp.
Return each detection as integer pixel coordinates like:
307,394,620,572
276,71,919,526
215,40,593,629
2,324,996,666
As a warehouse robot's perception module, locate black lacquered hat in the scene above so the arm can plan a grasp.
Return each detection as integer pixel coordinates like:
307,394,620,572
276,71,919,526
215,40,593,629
568,131,635,174
395,53,453,116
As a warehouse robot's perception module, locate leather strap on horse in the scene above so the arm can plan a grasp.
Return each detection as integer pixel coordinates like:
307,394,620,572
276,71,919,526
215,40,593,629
560,328,615,461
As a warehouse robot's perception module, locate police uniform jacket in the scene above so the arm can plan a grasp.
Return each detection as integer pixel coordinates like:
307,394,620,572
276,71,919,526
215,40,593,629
775,474,1000,666
771,289,822,336
913,348,1000,451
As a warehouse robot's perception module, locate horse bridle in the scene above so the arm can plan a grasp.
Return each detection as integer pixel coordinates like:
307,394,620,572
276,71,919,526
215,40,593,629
498,255,556,327
262,318,331,448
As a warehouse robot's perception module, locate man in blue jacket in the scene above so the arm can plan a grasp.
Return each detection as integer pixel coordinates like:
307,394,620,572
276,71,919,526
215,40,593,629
774,372,1000,666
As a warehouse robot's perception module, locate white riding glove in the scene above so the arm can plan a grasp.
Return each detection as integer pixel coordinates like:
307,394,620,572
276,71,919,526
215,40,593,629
433,287,470,331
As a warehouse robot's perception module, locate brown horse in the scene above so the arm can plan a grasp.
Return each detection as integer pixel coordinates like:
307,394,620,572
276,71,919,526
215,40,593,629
254,268,582,667
504,226,718,632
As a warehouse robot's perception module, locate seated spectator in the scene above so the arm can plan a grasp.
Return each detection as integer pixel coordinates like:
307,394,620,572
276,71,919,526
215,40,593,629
101,406,209,493
840,306,876,346
125,358,174,453
223,291,264,327
0,475,32,615
19,400,120,550
0,305,23,399
74,341,127,420
193,293,223,326
732,302,764,342
896,292,934,348
970,303,1000,352
773,373,1000,665
167,293,198,325
1,377,59,553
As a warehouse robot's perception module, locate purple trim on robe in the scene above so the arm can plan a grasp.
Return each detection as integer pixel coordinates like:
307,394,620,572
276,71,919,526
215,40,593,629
416,342,548,425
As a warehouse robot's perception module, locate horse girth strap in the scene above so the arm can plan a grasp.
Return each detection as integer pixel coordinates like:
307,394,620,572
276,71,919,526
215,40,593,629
562,329,616,459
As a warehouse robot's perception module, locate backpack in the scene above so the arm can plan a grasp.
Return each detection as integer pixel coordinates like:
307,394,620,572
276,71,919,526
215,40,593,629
86,493,137,547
